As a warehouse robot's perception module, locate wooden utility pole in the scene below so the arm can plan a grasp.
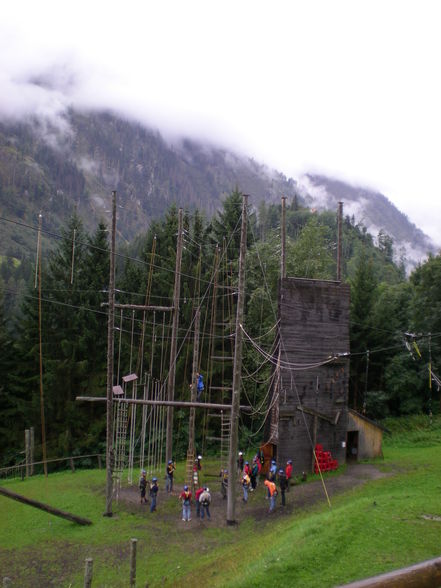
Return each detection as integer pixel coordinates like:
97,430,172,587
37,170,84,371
104,190,117,517
165,208,184,464
188,307,200,460
37,213,48,478
337,201,343,281
227,194,248,525
281,196,287,279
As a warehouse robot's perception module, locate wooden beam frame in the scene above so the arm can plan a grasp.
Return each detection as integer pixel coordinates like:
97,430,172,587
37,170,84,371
76,396,252,412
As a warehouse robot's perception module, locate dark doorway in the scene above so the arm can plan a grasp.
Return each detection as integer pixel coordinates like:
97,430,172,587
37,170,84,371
346,430,359,461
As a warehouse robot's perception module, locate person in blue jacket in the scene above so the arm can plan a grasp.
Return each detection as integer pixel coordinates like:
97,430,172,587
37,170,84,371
149,477,159,512
196,373,204,400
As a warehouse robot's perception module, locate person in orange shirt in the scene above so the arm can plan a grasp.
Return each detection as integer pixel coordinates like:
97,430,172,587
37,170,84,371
264,479,278,513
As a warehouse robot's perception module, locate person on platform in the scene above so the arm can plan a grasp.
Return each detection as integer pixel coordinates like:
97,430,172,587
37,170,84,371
196,373,205,401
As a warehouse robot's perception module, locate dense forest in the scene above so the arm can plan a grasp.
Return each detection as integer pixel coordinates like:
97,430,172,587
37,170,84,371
0,190,440,467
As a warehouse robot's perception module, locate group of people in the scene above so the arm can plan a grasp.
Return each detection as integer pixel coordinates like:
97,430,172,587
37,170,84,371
238,452,294,512
179,485,212,521
139,451,295,518
138,470,159,513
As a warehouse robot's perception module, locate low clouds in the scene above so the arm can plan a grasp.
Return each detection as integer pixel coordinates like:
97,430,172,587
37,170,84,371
1,1,441,244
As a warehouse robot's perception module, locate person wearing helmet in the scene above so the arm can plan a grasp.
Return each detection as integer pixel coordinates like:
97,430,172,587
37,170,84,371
199,487,211,520
286,459,293,491
149,477,159,512
196,372,204,401
278,468,288,506
196,455,202,470
195,486,204,518
179,485,192,521
264,478,278,513
166,459,176,493
220,468,228,499
250,458,259,491
242,472,250,503
243,461,251,477
268,459,277,482
139,469,148,504
237,451,244,474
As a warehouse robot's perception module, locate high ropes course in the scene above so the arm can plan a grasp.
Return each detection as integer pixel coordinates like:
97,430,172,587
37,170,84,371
1,193,439,525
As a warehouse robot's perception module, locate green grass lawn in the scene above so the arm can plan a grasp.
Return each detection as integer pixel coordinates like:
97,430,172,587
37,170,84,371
2,416,441,587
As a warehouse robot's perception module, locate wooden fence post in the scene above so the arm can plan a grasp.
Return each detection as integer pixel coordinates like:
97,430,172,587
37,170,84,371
97,455,102,470
84,558,93,588
130,538,137,587
70,458,75,473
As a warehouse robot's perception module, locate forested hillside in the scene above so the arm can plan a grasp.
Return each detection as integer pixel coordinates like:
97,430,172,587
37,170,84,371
1,191,439,468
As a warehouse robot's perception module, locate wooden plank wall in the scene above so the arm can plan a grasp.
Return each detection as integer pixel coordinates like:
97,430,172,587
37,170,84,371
276,278,351,473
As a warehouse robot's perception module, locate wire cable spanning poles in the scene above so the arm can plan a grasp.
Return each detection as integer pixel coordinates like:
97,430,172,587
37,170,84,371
240,323,343,371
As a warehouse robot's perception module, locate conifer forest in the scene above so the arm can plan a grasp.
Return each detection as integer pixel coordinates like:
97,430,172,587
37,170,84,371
0,190,440,468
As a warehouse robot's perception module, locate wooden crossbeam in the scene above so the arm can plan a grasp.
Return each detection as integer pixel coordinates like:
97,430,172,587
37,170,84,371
76,396,252,412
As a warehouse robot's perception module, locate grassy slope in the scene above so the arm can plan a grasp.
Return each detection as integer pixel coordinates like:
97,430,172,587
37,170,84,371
1,416,441,587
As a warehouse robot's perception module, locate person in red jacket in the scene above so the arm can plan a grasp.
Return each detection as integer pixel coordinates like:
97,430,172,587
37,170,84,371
243,461,251,477
179,485,192,521
285,459,293,492
195,486,204,518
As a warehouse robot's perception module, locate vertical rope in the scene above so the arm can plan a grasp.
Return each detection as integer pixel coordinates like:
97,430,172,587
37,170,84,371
159,379,166,474
117,309,123,384
129,310,135,374
146,378,153,475
139,374,149,471
70,228,76,285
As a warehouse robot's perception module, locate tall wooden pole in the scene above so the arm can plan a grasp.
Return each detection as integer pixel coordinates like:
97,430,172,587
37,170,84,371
165,208,184,464
337,201,343,281
37,213,48,478
104,190,117,517
227,194,248,525
281,196,287,279
188,306,200,461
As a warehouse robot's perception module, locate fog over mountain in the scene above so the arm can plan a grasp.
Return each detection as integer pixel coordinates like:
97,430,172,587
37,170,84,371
0,109,437,272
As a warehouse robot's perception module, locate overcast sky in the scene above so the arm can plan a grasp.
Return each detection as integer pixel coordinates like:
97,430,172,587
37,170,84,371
1,1,440,244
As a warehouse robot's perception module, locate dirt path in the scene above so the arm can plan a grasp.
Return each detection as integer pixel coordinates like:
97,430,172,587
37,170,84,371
118,463,388,526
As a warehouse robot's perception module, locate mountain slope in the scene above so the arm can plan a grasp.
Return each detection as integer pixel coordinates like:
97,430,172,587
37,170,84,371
0,110,436,270
299,174,437,267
